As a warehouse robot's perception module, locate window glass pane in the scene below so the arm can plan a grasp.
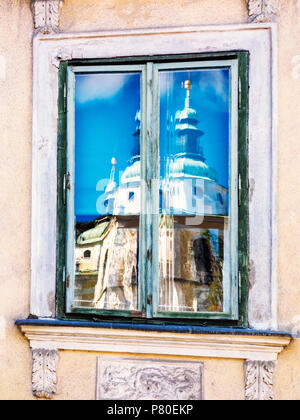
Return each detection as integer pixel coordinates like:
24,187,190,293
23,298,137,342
73,72,141,311
158,68,230,313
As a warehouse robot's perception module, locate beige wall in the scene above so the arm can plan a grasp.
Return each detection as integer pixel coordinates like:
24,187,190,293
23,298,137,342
52,352,245,401
277,1,300,331
0,0,33,401
0,0,300,400
60,0,248,31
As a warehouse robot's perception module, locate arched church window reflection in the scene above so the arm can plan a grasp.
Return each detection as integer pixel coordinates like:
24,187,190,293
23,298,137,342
83,250,91,259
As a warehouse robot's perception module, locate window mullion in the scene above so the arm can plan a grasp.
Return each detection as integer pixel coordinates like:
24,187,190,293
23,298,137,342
149,63,160,318
139,65,147,315
145,61,153,318
144,62,159,318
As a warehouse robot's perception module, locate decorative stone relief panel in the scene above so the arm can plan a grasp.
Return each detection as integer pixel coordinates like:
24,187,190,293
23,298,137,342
31,349,59,399
244,360,276,400
31,0,64,34
96,357,204,400
247,0,279,22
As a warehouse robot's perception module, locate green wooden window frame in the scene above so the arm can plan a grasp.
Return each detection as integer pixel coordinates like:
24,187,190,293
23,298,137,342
56,52,249,326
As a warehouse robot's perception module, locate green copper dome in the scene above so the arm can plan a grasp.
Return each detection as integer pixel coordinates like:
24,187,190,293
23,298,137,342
175,107,198,121
120,158,140,183
169,154,217,181
77,220,110,245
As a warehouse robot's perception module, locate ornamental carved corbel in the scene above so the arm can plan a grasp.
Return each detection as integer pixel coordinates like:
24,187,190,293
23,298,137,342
31,349,59,399
244,360,276,400
31,0,64,34
247,0,279,23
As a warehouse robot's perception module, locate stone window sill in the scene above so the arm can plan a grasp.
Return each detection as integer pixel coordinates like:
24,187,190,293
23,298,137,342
16,319,291,361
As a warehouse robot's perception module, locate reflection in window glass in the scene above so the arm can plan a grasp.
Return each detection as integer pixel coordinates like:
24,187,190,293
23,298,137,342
158,68,230,313
74,72,141,311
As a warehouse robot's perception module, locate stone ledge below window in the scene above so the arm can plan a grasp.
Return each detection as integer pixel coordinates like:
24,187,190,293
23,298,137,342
16,319,292,361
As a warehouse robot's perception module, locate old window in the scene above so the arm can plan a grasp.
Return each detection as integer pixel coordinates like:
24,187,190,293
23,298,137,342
58,53,248,322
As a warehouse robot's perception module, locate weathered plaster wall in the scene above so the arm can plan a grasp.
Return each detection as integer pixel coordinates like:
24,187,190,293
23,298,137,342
277,0,300,331
274,1,300,398
51,351,245,401
60,0,248,32
0,0,33,400
0,0,300,400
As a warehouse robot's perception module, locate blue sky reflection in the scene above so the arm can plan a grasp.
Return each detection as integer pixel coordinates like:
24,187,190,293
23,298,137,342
74,68,230,221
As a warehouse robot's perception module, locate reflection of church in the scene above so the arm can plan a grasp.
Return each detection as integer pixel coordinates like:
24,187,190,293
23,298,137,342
75,81,228,313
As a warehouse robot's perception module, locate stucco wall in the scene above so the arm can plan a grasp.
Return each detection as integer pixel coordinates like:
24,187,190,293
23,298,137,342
0,0,33,400
275,2,300,398
60,0,248,31
0,0,300,400
49,351,245,401
277,1,300,331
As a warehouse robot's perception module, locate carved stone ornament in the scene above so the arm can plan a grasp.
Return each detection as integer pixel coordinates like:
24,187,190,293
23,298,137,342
31,349,59,399
97,357,204,400
244,360,276,400
247,0,279,22
31,0,64,34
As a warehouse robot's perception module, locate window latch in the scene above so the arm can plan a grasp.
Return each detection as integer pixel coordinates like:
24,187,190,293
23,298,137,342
238,77,242,110
63,83,67,113
238,174,242,206
63,172,71,205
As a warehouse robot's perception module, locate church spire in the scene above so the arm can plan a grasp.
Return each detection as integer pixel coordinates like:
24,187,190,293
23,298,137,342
131,110,141,159
184,79,192,108
105,157,117,195
109,157,117,184
174,79,204,157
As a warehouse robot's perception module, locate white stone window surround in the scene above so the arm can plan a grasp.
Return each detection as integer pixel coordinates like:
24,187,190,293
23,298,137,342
30,23,278,331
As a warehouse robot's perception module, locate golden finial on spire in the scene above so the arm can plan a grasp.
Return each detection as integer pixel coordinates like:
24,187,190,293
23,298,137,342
184,80,192,91
182,79,192,108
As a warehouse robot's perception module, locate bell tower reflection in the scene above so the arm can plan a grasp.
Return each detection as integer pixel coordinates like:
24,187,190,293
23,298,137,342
74,72,229,314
